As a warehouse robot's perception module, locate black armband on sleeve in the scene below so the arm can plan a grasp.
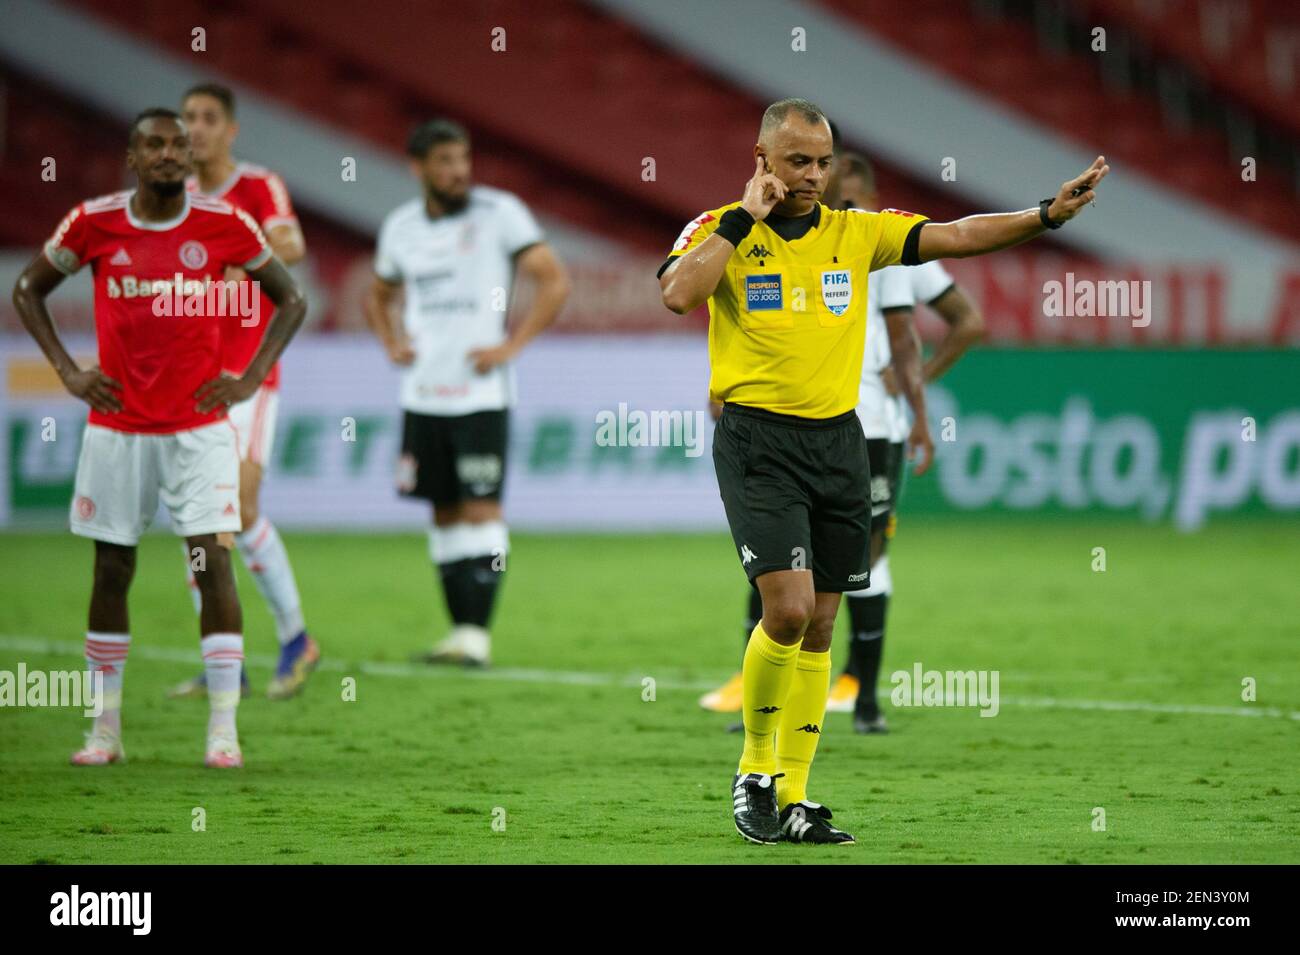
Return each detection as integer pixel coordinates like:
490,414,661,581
714,207,756,248
901,220,927,266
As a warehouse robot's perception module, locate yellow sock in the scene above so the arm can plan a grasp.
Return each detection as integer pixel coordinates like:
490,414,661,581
775,648,831,807
738,622,802,776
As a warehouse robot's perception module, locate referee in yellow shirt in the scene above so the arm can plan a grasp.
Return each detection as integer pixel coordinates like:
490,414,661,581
659,98,1107,845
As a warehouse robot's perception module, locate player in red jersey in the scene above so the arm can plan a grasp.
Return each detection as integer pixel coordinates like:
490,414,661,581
11,108,307,768
166,83,320,701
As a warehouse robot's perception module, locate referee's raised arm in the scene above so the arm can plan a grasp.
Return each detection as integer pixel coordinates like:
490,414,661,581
659,157,787,314
912,156,1110,262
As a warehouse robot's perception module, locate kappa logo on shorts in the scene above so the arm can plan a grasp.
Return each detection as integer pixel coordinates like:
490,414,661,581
871,475,890,503
821,269,852,315
740,544,757,565
75,496,95,520
744,274,783,311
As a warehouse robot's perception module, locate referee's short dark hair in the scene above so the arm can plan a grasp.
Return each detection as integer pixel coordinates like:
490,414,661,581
129,107,182,147
183,82,236,118
407,119,470,159
759,98,829,139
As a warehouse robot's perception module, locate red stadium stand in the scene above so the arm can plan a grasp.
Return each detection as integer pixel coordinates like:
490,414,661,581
0,72,125,247
820,0,1300,243
1082,0,1300,142
0,70,374,333
60,0,981,244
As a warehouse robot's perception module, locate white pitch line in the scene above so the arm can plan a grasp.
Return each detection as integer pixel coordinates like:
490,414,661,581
1,634,1295,721
997,695,1300,721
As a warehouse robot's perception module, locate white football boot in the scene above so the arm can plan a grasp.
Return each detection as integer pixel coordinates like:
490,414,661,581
71,727,125,766
418,624,491,667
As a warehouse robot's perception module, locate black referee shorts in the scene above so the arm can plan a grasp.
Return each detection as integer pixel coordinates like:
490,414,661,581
712,402,872,593
397,409,508,506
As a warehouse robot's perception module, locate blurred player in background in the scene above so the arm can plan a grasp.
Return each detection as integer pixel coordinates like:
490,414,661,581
825,152,985,732
365,119,570,666
11,109,307,767
661,97,1106,844
168,83,321,702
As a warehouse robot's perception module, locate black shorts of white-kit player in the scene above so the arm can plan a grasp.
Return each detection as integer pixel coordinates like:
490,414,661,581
713,402,872,593
398,409,509,505
865,437,905,530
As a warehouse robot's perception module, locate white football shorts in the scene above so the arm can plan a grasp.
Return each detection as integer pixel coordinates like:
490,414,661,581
70,420,241,545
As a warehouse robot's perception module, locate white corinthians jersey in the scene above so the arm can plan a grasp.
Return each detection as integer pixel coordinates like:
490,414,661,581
858,259,954,442
375,185,544,415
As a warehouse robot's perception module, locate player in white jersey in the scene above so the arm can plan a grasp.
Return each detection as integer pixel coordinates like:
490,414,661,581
828,153,986,731
364,119,570,666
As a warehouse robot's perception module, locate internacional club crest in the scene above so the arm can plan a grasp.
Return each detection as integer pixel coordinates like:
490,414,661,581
179,240,209,270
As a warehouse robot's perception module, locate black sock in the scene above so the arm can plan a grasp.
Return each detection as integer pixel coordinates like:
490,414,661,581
437,561,468,623
846,593,888,719
743,585,763,666
438,555,504,628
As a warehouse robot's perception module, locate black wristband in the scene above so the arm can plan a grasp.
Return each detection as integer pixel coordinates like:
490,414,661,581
1039,198,1062,230
715,207,756,247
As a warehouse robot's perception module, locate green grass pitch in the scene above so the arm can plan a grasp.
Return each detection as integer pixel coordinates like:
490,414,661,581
1,519,1296,864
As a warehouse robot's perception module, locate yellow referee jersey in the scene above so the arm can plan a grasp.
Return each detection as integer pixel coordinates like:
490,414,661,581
666,201,927,418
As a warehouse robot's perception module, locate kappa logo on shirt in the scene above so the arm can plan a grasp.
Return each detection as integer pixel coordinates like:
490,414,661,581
109,247,132,267
745,244,774,259
743,274,783,312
